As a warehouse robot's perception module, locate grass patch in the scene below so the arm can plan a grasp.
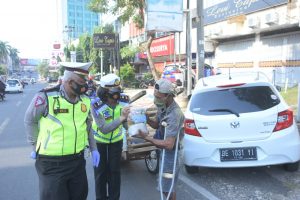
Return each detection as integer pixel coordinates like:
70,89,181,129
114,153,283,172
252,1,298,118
280,86,298,113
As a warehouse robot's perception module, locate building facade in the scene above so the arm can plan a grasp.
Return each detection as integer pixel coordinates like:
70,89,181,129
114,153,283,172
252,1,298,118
58,0,101,43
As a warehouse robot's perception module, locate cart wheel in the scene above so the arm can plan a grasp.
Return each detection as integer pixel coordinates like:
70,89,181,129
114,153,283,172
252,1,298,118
145,150,159,174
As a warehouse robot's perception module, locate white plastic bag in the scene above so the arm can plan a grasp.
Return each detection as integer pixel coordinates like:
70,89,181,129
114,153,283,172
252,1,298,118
128,108,148,137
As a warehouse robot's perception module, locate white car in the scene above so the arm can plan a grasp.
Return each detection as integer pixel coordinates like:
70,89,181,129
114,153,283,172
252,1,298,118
5,79,23,93
183,71,300,173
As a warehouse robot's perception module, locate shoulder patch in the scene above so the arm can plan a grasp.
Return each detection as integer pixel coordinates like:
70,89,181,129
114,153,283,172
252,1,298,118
34,96,45,107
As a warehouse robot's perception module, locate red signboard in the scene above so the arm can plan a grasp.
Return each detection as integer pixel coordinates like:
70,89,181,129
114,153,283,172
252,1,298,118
139,35,175,59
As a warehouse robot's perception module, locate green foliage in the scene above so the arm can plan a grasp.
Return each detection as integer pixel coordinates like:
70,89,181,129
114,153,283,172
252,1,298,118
0,64,7,75
120,63,136,87
37,61,49,78
88,0,145,29
120,45,139,60
143,72,153,80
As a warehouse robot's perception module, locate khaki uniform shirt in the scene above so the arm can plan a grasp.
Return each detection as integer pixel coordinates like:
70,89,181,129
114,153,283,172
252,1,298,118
24,85,97,151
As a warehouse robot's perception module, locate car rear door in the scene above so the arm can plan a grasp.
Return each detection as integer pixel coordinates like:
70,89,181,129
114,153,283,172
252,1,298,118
189,84,281,142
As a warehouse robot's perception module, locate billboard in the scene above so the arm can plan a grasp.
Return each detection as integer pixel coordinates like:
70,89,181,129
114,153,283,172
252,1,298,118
204,0,288,25
146,0,183,32
139,35,175,58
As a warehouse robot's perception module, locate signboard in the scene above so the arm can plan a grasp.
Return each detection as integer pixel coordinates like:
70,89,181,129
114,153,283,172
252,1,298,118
139,35,175,58
93,33,116,49
204,0,288,25
146,0,183,32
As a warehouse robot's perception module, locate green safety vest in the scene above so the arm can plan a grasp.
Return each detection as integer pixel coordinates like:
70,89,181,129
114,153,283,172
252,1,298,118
36,91,90,156
92,102,127,144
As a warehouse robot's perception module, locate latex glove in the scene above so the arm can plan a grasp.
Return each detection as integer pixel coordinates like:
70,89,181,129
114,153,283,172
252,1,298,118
30,151,36,159
91,150,100,167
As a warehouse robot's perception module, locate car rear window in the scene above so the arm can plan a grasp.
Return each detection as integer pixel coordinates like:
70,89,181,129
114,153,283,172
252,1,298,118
190,86,280,115
7,80,18,84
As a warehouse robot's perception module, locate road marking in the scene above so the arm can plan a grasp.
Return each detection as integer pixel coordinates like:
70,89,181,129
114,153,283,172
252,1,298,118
0,118,10,135
179,175,221,200
16,101,21,107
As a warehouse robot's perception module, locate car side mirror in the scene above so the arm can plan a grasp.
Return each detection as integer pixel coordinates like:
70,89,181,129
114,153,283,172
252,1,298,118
275,85,281,92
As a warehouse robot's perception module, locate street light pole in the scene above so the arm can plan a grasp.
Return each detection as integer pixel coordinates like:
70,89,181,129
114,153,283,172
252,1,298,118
185,0,192,96
196,0,205,80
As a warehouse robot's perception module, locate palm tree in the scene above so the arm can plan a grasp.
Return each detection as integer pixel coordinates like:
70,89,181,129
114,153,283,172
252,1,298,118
8,47,20,70
0,41,9,64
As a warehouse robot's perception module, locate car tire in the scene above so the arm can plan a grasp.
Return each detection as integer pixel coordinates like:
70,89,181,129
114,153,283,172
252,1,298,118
185,165,198,174
284,161,299,172
145,150,159,174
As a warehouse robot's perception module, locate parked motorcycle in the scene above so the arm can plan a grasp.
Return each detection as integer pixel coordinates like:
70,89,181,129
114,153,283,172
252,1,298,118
138,78,155,89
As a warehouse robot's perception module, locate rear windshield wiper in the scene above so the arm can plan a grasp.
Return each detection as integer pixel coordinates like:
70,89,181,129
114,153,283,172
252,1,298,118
209,109,240,117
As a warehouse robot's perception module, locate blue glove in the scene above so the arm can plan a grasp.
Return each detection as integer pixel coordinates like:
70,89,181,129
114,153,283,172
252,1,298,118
91,150,100,167
30,151,36,159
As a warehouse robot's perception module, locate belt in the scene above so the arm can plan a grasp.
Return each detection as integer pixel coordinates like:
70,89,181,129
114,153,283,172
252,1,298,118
37,150,84,162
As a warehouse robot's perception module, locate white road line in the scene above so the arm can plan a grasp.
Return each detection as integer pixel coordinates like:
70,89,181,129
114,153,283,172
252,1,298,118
0,118,10,135
179,175,221,200
16,101,21,107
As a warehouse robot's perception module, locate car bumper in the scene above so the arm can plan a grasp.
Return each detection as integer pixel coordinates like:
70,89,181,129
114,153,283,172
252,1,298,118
183,126,300,168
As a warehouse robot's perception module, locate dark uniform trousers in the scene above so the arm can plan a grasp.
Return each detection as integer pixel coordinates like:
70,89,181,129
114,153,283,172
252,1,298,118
94,140,123,200
35,152,88,200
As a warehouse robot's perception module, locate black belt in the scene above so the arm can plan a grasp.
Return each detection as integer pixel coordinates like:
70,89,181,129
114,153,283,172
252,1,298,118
37,150,84,162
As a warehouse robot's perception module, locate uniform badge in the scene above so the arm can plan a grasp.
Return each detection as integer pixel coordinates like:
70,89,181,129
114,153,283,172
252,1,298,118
102,110,112,120
34,96,45,107
81,103,87,112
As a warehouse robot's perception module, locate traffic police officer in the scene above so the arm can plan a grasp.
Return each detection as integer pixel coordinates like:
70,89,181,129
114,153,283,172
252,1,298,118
24,62,100,200
91,73,130,200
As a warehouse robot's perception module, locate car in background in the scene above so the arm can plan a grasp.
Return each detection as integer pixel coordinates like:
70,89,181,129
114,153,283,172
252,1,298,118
162,63,215,87
5,79,24,93
30,78,36,84
183,71,300,173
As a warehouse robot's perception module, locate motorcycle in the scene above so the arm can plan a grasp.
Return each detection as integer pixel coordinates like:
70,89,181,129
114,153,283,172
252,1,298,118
138,78,155,89
0,81,6,101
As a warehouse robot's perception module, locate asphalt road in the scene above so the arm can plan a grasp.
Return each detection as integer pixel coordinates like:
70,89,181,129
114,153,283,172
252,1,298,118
1,83,300,200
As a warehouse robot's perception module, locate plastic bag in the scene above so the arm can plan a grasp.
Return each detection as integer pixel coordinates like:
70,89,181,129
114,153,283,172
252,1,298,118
128,108,148,137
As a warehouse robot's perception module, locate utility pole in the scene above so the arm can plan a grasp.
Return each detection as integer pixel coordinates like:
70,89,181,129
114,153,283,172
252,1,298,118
196,0,205,80
185,0,192,96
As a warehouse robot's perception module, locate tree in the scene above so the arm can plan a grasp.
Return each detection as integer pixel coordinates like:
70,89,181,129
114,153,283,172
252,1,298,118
120,62,136,87
120,45,139,64
8,47,20,70
0,41,9,64
88,0,160,80
37,61,49,79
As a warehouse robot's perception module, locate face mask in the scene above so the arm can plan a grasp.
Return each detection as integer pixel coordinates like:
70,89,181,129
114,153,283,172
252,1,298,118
72,81,88,95
154,96,167,108
108,92,120,100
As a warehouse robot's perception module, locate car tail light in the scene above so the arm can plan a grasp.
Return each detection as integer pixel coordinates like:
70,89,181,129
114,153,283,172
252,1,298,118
173,69,181,74
184,119,201,137
273,109,293,132
217,83,245,88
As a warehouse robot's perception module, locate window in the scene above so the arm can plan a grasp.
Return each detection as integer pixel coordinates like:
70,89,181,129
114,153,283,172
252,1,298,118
190,86,280,115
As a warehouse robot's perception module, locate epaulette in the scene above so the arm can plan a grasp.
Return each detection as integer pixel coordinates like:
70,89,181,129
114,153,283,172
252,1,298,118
40,84,60,93
92,98,104,110
119,93,130,103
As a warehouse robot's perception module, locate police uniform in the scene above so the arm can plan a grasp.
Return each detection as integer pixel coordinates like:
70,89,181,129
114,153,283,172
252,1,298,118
24,62,97,200
91,74,129,200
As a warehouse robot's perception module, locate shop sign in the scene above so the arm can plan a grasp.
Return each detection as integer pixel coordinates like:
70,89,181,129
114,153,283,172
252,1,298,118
93,33,115,49
139,35,175,59
204,0,288,25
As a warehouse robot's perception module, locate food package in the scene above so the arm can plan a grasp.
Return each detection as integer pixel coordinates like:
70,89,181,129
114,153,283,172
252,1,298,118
128,108,148,137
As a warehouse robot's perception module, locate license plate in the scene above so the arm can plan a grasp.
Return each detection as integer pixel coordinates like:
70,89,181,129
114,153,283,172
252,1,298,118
220,147,257,162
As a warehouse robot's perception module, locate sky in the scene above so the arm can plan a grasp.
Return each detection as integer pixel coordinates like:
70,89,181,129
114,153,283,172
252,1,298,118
0,0,59,59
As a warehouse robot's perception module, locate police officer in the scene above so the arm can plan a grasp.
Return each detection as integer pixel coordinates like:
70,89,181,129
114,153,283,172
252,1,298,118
134,78,184,200
24,62,100,200
91,73,130,200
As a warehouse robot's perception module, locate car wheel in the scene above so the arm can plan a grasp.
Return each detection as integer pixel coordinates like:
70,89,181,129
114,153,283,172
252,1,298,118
284,161,299,172
145,150,159,174
185,165,198,174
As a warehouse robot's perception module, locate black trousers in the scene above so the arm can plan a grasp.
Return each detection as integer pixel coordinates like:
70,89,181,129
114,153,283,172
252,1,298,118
35,153,88,200
94,140,123,200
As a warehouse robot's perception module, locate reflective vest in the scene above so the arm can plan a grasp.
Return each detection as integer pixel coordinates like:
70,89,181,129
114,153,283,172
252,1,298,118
92,102,128,144
37,91,90,156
